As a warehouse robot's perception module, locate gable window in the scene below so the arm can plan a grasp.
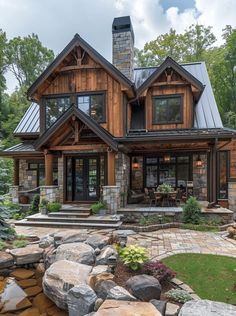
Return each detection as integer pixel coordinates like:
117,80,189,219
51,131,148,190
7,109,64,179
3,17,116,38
77,94,105,123
45,97,71,128
153,95,183,124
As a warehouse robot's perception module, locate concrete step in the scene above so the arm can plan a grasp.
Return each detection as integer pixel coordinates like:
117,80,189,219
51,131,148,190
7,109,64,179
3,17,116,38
25,215,121,224
48,212,90,218
15,220,122,229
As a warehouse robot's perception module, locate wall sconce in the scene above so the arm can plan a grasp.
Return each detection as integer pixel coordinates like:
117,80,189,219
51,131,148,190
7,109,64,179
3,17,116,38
163,154,171,163
196,155,203,168
132,157,139,169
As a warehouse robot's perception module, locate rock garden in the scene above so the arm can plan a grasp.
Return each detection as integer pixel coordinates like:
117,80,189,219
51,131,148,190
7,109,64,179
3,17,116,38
1,218,236,316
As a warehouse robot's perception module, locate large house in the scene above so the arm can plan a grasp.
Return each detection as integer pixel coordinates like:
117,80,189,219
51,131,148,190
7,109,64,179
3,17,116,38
2,16,236,213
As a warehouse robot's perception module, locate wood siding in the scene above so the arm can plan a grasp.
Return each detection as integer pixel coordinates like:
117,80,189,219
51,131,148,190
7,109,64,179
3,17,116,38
40,55,124,137
146,84,193,130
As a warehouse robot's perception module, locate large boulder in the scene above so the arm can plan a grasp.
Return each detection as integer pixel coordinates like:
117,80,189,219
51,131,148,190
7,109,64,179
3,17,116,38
150,299,167,315
95,245,118,265
93,299,162,315
94,279,136,301
126,275,162,301
0,251,14,269
86,235,110,249
67,284,97,316
39,235,54,249
43,260,92,310
61,233,89,245
179,299,236,316
9,244,44,265
56,242,95,265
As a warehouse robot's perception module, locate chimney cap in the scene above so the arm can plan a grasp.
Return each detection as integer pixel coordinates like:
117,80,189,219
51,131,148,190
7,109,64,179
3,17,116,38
112,16,134,41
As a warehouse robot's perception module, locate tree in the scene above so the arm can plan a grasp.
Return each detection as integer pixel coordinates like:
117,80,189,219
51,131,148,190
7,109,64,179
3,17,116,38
135,24,216,66
6,33,54,87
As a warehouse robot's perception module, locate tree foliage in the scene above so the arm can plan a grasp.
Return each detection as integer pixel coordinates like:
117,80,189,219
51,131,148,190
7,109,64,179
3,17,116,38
6,33,54,87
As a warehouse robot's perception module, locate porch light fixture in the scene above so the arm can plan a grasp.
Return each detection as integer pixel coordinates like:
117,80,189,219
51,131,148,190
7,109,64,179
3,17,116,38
163,154,171,163
196,155,203,168
132,157,139,169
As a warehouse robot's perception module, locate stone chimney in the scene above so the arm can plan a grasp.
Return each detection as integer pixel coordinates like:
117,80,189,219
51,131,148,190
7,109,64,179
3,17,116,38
112,16,134,81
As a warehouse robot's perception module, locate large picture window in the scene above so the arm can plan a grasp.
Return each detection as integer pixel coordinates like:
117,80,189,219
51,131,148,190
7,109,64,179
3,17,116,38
45,97,71,128
153,95,183,124
77,94,105,122
217,151,229,199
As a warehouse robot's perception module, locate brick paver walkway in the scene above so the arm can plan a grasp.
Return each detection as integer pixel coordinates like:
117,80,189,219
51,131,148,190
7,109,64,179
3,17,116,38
128,228,236,260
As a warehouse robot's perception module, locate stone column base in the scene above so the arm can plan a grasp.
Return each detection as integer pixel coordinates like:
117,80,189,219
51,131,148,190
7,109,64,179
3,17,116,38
102,186,120,215
228,181,236,213
40,186,59,203
9,185,19,204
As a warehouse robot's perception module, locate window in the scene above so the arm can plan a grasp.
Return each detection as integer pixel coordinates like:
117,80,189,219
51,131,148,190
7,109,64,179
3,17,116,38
45,97,71,128
153,95,183,124
28,161,58,186
217,151,229,199
78,94,105,122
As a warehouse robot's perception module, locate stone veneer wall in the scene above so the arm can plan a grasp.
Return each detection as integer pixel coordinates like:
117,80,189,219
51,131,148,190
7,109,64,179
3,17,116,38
192,154,208,201
40,186,60,203
112,31,134,81
115,152,130,207
228,181,236,213
19,159,37,190
102,186,120,215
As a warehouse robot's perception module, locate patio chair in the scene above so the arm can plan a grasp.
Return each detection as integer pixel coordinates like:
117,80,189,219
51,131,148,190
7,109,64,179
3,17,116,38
127,190,144,204
144,188,150,204
149,189,156,207
169,192,177,206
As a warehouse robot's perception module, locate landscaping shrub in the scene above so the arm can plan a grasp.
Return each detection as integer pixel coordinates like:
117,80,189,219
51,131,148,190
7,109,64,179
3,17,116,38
166,288,193,303
91,201,107,215
118,244,149,271
12,239,29,248
47,202,61,212
0,202,21,219
142,260,176,282
182,196,201,224
0,241,8,250
139,215,172,226
0,216,16,240
30,194,40,214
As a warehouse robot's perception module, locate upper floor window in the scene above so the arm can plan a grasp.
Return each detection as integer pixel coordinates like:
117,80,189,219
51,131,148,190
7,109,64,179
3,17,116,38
77,94,105,123
45,97,70,128
153,95,183,124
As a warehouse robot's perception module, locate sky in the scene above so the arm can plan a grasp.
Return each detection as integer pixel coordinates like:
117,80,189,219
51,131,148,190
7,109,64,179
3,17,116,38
0,0,236,91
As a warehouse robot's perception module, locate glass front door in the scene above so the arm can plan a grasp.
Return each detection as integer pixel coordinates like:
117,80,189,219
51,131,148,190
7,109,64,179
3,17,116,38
66,156,100,201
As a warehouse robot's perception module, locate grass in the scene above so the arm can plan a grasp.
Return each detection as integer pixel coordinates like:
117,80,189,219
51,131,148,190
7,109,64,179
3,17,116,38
12,239,29,248
163,253,236,304
180,223,219,232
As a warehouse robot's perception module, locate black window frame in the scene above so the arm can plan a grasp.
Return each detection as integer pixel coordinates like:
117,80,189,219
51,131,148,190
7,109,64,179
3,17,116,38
44,95,71,129
152,94,183,125
217,151,230,200
28,160,58,186
77,92,106,123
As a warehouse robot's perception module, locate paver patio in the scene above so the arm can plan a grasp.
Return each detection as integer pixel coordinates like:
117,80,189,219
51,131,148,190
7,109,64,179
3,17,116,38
15,226,236,260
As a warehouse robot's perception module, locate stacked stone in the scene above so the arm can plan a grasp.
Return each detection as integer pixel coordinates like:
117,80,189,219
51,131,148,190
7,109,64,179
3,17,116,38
115,152,130,207
102,186,120,215
112,31,134,81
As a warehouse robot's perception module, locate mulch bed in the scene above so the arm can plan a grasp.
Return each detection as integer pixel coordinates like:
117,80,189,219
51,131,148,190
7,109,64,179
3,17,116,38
113,260,174,301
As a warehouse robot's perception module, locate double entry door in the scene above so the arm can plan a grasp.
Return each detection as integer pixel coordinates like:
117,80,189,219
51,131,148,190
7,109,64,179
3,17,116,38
66,156,100,201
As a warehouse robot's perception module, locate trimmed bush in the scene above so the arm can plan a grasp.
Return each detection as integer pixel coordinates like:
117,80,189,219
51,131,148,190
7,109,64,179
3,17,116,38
182,196,201,224
30,194,40,214
91,202,107,215
47,202,61,212
142,260,176,282
166,288,192,303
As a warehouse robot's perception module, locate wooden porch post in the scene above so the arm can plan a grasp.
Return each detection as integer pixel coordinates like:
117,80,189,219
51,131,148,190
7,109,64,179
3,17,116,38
209,140,217,203
107,150,116,185
44,151,54,186
13,159,19,186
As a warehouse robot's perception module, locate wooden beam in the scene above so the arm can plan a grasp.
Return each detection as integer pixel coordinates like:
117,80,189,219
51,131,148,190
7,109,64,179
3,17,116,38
60,65,102,72
13,159,19,186
44,152,54,186
49,144,107,151
107,151,116,185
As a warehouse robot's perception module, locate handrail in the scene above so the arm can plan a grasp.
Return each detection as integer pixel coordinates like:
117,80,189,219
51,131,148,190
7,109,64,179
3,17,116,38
19,187,41,194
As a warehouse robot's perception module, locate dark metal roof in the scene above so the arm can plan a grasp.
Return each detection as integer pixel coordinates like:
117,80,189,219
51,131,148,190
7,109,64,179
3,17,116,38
34,105,118,151
1,142,42,156
122,128,236,142
14,103,40,135
134,61,223,129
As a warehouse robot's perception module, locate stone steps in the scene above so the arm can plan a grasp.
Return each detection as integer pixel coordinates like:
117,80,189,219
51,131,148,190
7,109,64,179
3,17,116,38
48,212,90,218
15,220,122,229
25,215,121,224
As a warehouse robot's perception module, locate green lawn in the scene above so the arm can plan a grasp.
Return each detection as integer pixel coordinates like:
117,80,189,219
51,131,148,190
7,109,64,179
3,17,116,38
163,253,236,304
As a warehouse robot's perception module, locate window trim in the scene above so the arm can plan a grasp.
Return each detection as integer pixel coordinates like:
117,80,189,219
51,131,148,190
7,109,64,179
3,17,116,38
44,95,72,129
77,91,106,123
217,150,230,200
152,94,184,125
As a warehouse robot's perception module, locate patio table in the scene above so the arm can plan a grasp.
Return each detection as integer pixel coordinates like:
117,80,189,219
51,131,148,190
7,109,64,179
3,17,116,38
154,191,177,207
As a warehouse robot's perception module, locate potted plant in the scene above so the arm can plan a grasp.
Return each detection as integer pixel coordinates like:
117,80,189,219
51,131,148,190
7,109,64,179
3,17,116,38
91,201,107,216
157,183,173,193
39,199,48,215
